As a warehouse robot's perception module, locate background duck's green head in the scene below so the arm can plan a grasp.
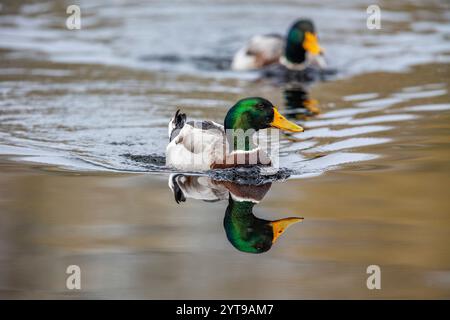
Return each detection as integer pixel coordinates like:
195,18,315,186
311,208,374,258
223,196,303,254
285,19,323,64
224,97,303,131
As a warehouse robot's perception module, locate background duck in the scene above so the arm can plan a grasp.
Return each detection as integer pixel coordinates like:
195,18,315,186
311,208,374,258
166,97,303,171
231,19,326,71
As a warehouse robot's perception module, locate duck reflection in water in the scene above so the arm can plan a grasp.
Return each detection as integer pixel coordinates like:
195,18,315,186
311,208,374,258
283,83,321,120
169,174,302,253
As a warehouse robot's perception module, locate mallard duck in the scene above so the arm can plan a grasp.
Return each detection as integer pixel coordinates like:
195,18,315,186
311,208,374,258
166,97,303,171
169,174,303,253
231,19,326,71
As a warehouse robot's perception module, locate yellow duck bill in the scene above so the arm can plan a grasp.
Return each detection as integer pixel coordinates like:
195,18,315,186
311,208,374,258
271,108,304,132
270,217,304,243
303,31,323,55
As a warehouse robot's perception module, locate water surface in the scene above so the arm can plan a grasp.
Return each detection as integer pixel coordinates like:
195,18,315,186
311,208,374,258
0,0,449,299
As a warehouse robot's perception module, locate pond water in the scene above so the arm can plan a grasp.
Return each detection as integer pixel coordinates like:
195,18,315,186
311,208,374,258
0,0,449,298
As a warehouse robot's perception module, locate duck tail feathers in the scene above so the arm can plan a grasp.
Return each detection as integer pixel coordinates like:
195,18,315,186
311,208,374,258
169,109,186,141
174,109,186,127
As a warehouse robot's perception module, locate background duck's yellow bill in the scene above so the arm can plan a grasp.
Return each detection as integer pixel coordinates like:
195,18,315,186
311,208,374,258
270,217,303,243
303,31,322,55
271,108,304,132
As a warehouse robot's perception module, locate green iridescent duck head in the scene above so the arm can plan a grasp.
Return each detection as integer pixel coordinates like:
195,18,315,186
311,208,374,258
224,97,303,150
224,97,303,132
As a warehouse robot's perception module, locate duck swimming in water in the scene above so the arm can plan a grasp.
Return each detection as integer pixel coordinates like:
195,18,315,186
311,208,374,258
169,174,303,253
231,19,326,71
166,97,303,171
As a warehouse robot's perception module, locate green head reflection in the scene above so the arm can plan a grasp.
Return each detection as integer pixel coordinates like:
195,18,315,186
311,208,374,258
169,174,303,254
224,195,303,253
